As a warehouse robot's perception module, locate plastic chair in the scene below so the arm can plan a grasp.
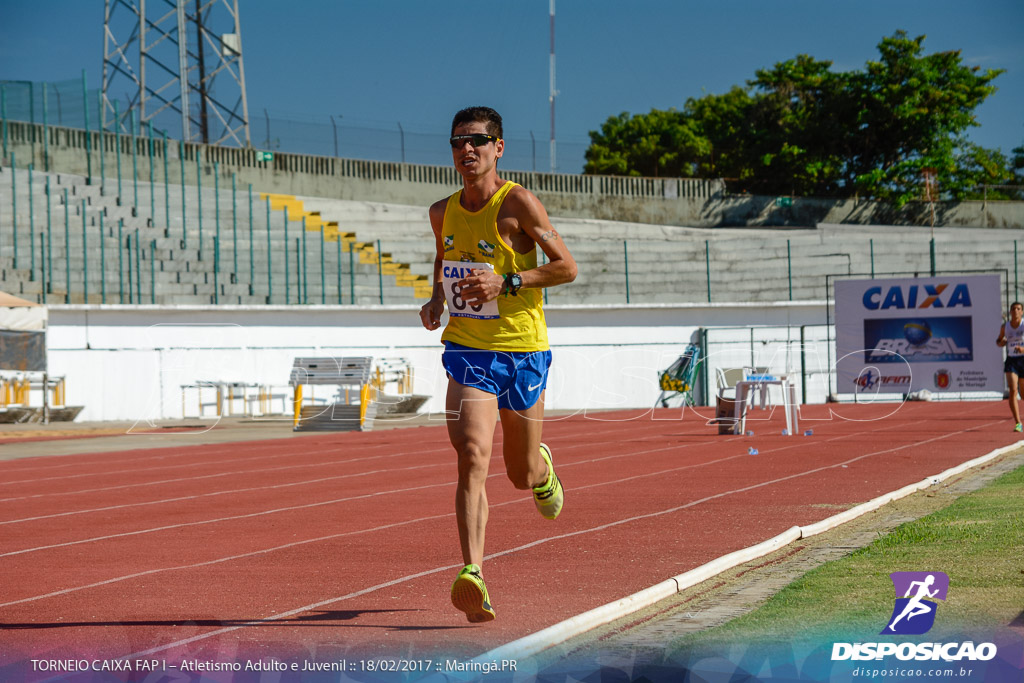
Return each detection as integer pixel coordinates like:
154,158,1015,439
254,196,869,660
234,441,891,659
716,367,748,399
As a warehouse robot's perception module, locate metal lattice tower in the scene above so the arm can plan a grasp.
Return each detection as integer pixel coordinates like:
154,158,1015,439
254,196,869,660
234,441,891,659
102,0,251,146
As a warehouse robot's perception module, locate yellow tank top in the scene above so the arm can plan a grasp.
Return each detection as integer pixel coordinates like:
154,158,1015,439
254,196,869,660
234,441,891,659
440,181,548,352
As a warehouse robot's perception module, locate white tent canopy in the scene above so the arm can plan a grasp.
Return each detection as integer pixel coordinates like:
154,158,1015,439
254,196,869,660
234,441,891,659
0,292,47,331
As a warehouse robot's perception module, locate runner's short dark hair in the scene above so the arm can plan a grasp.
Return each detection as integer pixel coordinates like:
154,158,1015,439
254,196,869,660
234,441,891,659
451,107,503,139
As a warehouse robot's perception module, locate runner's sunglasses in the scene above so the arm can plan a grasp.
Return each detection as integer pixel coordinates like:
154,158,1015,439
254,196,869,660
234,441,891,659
449,133,500,148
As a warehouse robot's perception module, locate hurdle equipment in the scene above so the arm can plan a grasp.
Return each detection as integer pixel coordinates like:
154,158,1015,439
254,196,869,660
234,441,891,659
289,357,378,432
0,372,81,423
372,357,430,415
179,380,286,418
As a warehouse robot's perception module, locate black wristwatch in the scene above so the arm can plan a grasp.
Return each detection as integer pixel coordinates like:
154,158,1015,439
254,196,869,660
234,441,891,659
505,272,523,297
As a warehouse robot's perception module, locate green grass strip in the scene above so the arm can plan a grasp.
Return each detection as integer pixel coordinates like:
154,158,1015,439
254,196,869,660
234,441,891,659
672,464,1024,649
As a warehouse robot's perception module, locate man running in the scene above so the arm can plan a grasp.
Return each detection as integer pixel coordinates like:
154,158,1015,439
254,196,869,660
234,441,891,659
997,301,1024,432
887,574,939,632
419,106,577,622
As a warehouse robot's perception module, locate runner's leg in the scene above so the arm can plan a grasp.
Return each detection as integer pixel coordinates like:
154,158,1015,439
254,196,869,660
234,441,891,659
447,380,498,567
1008,372,1021,424
499,391,548,490
1017,375,1024,426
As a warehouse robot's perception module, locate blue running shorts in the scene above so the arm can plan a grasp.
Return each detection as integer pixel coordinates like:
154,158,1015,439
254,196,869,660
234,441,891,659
1005,355,1024,376
442,341,552,410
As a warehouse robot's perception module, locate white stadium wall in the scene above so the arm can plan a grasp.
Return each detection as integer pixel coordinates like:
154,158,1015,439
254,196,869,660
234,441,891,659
45,302,828,423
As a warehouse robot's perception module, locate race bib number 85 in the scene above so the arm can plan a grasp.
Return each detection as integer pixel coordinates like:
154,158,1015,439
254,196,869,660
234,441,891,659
442,260,499,320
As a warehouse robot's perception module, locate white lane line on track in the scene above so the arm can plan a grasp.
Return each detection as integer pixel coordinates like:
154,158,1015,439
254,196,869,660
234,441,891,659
0,415,952,605
0,419,730,506
115,417,997,660
0,442,394,487
0,444,451,504
0,435,794,605
0,425,754,550
0,508,459,609
0,418,678,486
0,435,331,474
0,475,452,560
124,561,469,659
0,462,450,526
0,426,426,475
0,415,589,476
0,448,754,609
0,412,916,553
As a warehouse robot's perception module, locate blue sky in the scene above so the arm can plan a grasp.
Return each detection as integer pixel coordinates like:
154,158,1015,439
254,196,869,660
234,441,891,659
2,0,1022,173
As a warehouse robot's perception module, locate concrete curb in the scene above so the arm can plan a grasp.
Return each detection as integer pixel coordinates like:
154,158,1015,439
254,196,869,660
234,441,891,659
476,440,1024,664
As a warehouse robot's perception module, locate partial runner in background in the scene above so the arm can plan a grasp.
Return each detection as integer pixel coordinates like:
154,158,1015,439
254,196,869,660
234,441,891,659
996,301,1024,432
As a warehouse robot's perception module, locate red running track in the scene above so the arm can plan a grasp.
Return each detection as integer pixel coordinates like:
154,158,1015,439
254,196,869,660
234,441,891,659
0,401,1018,669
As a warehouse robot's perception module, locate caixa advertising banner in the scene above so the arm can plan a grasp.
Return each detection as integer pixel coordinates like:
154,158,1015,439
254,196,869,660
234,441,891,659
835,275,1004,395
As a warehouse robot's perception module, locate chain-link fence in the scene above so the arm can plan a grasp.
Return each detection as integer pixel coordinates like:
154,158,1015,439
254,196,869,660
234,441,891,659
1,78,99,134
1,77,589,172
254,114,590,172
700,325,833,407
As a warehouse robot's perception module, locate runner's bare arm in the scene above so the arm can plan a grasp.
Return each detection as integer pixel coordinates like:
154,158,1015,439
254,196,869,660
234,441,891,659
508,187,577,290
997,326,1007,346
459,187,577,305
419,200,448,331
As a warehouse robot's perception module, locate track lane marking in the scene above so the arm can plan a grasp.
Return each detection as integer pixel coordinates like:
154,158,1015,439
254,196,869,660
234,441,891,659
0,420,647,490
115,417,1000,659
1,415,979,605
0,416,922,553
0,421,744,506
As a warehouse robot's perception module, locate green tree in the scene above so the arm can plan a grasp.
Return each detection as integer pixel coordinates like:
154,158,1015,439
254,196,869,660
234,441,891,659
583,31,1007,205
950,141,1018,200
849,31,1004,205
584,108,708,177
1013,142,1024,182
681,86,754,180
743,54,856,196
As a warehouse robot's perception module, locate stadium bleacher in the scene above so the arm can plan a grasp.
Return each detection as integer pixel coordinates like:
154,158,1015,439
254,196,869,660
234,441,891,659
2,123,1023,306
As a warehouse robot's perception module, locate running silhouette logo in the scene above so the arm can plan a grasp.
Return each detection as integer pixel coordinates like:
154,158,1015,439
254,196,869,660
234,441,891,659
882,571,949,635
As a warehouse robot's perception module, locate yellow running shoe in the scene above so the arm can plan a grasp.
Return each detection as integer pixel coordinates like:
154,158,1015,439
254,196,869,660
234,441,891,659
450,564,495,623
1015,423,1022,433
533,442,564,520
